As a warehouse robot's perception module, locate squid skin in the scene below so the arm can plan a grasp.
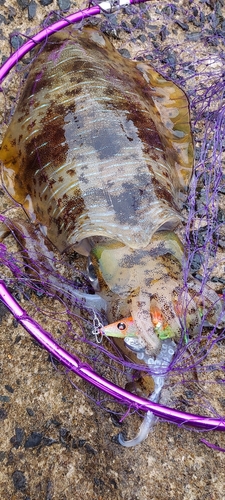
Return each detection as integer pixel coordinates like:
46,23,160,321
0,27,223,354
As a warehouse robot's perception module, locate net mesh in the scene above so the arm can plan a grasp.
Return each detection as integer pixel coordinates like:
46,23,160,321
0,1,225,427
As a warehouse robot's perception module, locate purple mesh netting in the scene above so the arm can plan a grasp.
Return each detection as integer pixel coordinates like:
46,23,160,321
0,1,225,437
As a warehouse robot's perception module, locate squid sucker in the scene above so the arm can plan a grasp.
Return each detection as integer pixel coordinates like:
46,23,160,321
0,26,224,355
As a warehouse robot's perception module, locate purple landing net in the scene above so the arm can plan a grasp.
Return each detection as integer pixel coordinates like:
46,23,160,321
0,1,225,441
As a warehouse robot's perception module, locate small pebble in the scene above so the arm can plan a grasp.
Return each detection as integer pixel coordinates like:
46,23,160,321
192,6,198,16
200,12,205,24
0,302,8,323
10,427,24,448
186,32,201,41
145,54,153,60
42,436,58,446
184,390,194,399
110,413,123,427
85,443,97,455
0,395,10,402
12,470,27,491
211,276,225,284
26,407,34,416
0,408,8,420
28,0,37,20
190,252,203,272
218,238,225,249
16,0,29,9
121,20,131,33
130,16,145,30
10,34,24,50
5,384,14,393
161,4,177,16
161,50,177,68
0,451,6,462
39,0,53,4
57,0,71,12
175,20,189,31
159,25,169,41
117,48,131,59
24,432,42,448
147,32,157,41
8,6,16,20
138,34,147,43
191,19,201,27
72,438,86,448
217,207,225,223
0,14,8,25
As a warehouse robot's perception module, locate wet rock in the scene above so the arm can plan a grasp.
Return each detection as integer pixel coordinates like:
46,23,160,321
12,470,27,491
24,431,42,448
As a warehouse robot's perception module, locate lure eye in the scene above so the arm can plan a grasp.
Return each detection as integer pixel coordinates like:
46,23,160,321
150,306,163,328
117,322,126,331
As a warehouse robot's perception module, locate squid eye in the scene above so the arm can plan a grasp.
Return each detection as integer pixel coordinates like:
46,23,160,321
117,322,126,331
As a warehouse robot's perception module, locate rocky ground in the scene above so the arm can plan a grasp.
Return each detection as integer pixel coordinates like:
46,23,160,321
0,0,225,499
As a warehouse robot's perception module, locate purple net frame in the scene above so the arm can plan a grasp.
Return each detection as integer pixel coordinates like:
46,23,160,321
0,1,225,432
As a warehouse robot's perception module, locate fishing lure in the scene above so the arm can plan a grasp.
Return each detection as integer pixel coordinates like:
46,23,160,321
0,26,224,357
